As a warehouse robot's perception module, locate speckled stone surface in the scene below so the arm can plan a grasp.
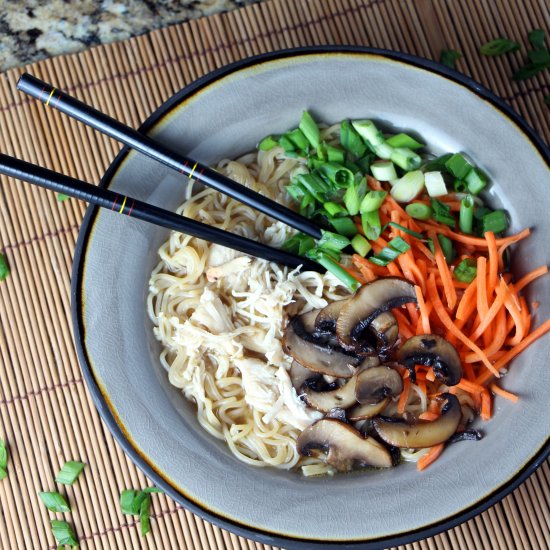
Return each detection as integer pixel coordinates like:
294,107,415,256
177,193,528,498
0,0,261,72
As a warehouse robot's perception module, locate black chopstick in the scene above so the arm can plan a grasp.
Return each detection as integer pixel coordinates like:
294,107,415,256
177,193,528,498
0,154,322,272
17,73,323,240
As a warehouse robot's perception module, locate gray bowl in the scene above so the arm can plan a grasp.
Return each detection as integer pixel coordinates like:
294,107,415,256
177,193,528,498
73,47,550,548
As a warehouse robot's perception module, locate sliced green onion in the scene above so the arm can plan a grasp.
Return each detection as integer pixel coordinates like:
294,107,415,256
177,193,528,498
390,170,425,203
480,38,521,56
297,173,331,201
361,211,382,241
323,201,347,217
140,493,152,536
286,128,309,151
445,153,472,179
325,145,345,164
282,233,314,256
513,61,550,81
56,193,70,202
465,168,487,195
482,210,508,234
278,134,296,152
360,190,387,213
459,195,475,234
39,491,71,513
51,520,78,548
312,251,360,291
368,238,409,266
390,147,421,171
345,160,361,174
352,120,384,146
371,161,397,181
431,199,456,228
474,206,493,220
423,153,453,172
0,439,7,479
453,179,468,193
143,487,162,493
300,192,315,218
388,236,411,254
120,490,149,515
356,154,374,174
439,49,462,69
318,230,351,252
387,222,423,240
405,202,433,220
343,180,366,216
454,258,477,283
0,254,9,282
299,111,320,149
385,133,424,150
55,461,85,485
258,135,279,151
528,28,545,50
328,216,358,237
285,182,304,201
424,171,447,197
318,163,354,189
373,142,394,160
437,234,455,264
351,234,371,257
340,120,368,157
528,49,550,65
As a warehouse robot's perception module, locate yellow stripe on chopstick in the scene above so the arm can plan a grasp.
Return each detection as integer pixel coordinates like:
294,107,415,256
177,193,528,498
118,196,127,214
45,88,56,106
188,161,198,180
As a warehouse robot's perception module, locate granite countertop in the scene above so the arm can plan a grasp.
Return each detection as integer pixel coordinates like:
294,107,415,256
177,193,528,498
0,0,260,73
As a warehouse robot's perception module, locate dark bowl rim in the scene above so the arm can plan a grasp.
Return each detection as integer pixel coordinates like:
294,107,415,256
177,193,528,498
71,45,550,549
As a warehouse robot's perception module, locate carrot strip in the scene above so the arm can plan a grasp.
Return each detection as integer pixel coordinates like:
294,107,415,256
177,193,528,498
485,231,499,297
456,278,478,321
490,383,519,403
415,285,431,334
397,377,411,414
393,310,415,339
457,379,485,394
469,278,507,342
514,265,549,293
476,256,489,318
427,274,499,376
429,230,457,310
466,307,509,364
417,443,445,471
502,283,525,347
426,368,436,382
480,390,492,420
418,411,439,421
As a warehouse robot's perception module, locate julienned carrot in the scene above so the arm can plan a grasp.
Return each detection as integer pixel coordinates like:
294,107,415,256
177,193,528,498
417,443,445,471
429,229,457,310
457,379,486,394
476,256,489,318
465,306,508,364
427,274,499,376
480,390,492,420
419,411,439,421
397,377,411,414
393,310,415,339
514,265,549,293
456,278,478,321
469,279,506,342
485,231,499,297
415,285,431,334
490,383,519,403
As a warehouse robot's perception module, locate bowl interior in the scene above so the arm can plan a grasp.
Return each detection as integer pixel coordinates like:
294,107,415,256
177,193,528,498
77,51,550,543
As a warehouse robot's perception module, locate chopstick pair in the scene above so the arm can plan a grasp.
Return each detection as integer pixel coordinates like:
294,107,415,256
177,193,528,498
0,74,323,272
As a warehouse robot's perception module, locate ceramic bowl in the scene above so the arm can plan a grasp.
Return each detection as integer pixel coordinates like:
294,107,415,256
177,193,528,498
73,47,550,548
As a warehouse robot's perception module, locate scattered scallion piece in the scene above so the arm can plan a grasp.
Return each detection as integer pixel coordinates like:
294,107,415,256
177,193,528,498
424,171,447,197
405,202,433,220
465,168,487,195
286,128,309,151
390,170,425,203
440,49,462,69
343,180,366,216
454,258,478,283
39,491,71,513
55,461,86,485
351,234,371,257
373,142,394,160
387,222,423,240
528,28,545,50
0,254,9,282
360,190,387,213
371,161,397,181
368,237,410,266
513,61,550,80
323,201,347,217
388,236,411,254
51,520,78,548
340,120,367,157
352,120,384,146
258,135,279,151
431,199,456,228
328,216,358,237
445,153,472,179
513,29,550,80
318,163,354,188
385,133,424,150
459,195,475,234
453,179,468,193
308,249,360,291
278,134,296,153
0,439,7,480
140,494,152,536
437,235,455,264
299,111,320,149
482,210,508,234
423,153,453,172
294,173,329,202
57,193,70,202
318,230,351,252
120,487,163,537
325,144,345,164
361,210,382,241
390,147,422,171
480,38,521,56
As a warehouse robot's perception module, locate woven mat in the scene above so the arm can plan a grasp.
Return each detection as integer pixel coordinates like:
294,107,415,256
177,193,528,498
0,0,548,548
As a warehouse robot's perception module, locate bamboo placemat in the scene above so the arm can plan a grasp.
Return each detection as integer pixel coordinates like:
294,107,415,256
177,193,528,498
0,0,548,548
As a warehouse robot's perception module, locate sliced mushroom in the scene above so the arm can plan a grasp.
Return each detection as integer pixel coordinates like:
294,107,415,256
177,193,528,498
283,312,361,379
358,356,381,369
348,397,389,421
336,277,417,351
290,361,318,391
398,334,462,386
301,377,357,412
355,366,404,405
372,393,462,448
369,312,399,353
315,299,349,334
297,418,393,471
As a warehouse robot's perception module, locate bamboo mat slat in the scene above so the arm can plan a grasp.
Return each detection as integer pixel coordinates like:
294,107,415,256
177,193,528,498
0,0,548,548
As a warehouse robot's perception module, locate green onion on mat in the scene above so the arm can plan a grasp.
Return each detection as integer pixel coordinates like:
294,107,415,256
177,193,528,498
0,254,9,282
439,49,462,69
39,492,71,513
57,193,70,202
480,38,521,56
0,439,7,479
120,487,163,537
51,520,78,548
56,461,86,485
